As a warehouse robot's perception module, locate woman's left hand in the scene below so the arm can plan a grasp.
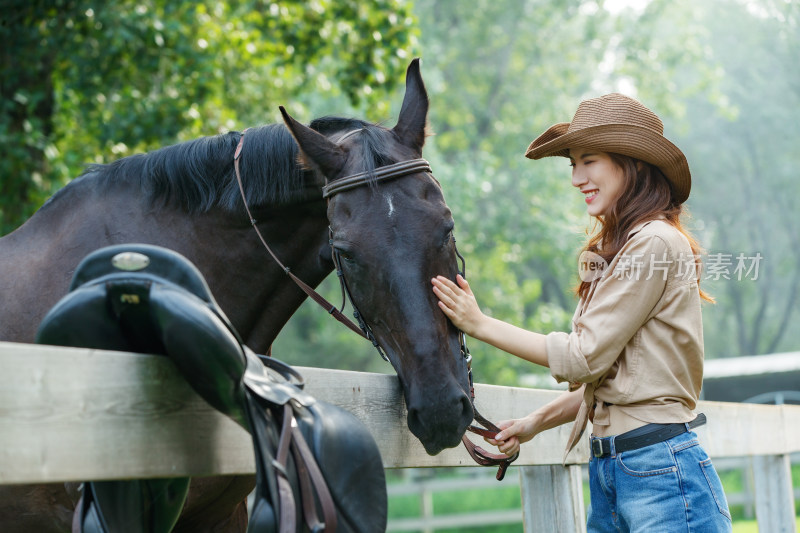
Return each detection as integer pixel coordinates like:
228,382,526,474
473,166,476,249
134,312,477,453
485,417,539,457
431,274,486,337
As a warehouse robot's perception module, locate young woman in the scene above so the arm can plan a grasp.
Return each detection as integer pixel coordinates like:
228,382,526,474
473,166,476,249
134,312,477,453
432,93,732,531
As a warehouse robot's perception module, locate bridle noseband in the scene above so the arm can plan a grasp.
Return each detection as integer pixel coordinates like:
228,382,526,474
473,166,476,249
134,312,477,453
234,130,518,479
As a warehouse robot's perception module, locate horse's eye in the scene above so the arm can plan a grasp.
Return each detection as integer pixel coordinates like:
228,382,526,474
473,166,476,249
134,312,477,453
441,229,455,248
337,249,356,264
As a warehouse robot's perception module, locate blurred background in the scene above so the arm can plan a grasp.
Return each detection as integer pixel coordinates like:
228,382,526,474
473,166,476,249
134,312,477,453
2,0,798,529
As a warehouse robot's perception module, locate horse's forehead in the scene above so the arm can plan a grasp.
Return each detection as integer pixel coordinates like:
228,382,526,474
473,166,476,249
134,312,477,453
333,177,448,222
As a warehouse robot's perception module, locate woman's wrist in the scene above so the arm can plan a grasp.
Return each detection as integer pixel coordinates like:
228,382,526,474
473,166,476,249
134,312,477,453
469,312,493,341
526,411,544,438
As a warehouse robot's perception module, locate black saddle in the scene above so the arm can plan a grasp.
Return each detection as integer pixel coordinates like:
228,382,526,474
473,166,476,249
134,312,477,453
35,244,387,532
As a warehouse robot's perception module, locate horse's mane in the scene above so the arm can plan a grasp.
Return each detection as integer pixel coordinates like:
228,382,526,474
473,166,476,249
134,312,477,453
80,124,313,213
67,117,397,214
309,116,398,176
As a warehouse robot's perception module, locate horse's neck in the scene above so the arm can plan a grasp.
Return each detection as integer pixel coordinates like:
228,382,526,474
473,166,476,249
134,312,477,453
0,177,332,350
191,207,333,353
0,178,112,342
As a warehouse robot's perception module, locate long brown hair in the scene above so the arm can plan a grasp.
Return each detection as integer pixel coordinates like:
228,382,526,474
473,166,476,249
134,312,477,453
576,153,713,302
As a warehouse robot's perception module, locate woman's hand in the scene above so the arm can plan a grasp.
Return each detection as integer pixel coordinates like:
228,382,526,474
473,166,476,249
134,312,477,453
486,389,584,456
431,275,486,337
485,416,540,457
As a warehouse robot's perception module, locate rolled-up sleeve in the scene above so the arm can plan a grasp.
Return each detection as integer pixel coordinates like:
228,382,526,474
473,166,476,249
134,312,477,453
547,234,670,384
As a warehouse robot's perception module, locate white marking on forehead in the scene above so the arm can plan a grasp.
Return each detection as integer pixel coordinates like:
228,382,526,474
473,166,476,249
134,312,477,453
384,193,395,218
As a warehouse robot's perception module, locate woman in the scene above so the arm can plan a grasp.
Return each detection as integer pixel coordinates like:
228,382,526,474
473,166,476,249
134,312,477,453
432,93,732,531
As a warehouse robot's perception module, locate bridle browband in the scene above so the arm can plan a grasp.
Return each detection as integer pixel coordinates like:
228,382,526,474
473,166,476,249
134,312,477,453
234,129,518,480
322,158,433,198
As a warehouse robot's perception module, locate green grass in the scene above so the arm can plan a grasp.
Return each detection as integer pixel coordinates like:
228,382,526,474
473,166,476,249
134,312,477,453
387,469,522,532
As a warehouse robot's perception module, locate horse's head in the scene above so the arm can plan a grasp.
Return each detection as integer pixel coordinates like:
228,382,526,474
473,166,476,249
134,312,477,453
280,59,473,455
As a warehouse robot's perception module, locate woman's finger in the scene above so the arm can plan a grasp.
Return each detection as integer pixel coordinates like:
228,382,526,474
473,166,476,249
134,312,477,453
437,301,455,318
432,277,464,305
456,274,472,294
432,287,460,313
436,275,464,295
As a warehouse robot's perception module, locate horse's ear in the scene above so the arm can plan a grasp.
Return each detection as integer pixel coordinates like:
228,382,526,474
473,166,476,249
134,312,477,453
393,58,429,154
279,106,347,179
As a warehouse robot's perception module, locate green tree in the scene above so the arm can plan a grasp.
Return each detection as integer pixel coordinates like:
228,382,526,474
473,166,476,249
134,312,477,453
0,0,416,234
676,0,800,356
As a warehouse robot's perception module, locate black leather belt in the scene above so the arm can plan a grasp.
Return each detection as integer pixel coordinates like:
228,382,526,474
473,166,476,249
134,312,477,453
590,413,707,458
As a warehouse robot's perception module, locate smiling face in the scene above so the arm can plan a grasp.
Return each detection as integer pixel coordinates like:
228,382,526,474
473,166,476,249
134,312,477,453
569,148,626,217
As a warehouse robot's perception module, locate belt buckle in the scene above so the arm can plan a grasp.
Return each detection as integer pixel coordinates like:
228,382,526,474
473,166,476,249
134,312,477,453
591,438,605,458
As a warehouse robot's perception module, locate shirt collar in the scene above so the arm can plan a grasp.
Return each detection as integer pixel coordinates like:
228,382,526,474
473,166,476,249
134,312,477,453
626,215,667,239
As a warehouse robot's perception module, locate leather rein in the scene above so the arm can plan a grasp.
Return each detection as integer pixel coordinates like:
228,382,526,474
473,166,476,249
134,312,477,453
234,130,518,480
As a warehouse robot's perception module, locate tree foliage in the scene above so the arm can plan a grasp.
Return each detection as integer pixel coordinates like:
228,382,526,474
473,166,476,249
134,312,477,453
0,0,416,234
671,0,800,356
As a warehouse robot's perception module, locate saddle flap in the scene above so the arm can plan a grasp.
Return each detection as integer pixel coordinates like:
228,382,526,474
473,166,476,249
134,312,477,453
297,401,387,532
79,478,190,533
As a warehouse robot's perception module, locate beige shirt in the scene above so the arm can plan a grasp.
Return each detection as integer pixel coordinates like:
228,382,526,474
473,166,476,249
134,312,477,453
545,219,704,458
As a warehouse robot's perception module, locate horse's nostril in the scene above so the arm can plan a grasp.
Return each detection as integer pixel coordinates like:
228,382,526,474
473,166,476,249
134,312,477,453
461,394,474,425
406,406,423,435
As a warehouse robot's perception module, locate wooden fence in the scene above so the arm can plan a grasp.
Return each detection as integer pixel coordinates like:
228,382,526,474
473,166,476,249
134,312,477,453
1,341,799,532
384,457,800,531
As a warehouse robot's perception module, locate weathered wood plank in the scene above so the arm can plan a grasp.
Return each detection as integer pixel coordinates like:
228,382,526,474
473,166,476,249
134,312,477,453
752,454,798,533
520,465,586,533
2,341,800,484
694,401,800,458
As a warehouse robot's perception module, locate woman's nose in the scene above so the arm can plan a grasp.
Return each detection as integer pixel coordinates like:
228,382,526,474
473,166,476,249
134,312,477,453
572,168,587,188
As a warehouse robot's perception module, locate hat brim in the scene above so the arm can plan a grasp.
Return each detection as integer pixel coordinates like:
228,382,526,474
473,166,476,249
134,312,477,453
525,123,691,204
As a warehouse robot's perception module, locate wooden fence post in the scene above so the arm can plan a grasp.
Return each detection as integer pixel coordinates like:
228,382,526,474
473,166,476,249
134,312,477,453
752,454,797,533
519,464,586,533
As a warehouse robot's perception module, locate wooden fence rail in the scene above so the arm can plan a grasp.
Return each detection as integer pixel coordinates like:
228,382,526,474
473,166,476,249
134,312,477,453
2,341,799,531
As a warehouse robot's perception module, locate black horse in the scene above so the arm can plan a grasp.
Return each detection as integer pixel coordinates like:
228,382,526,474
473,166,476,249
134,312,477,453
0,59,473,532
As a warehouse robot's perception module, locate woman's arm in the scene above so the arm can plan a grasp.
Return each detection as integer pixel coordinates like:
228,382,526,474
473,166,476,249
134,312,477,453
431,275,549,367
489,387,584,456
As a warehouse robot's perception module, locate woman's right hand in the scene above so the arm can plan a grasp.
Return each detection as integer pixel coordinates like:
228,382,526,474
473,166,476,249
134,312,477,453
431,274,486,337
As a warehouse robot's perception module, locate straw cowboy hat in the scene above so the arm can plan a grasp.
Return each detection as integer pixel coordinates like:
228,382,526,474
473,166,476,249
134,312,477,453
525,93,691,204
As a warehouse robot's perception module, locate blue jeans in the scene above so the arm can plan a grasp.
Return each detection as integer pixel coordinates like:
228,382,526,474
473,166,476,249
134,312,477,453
587,431,732,532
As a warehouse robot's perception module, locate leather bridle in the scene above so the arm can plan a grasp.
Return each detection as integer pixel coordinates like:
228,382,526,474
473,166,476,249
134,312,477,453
234,130,518,480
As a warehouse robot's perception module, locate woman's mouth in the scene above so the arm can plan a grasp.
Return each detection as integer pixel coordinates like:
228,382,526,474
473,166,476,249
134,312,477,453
583,189,598,204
